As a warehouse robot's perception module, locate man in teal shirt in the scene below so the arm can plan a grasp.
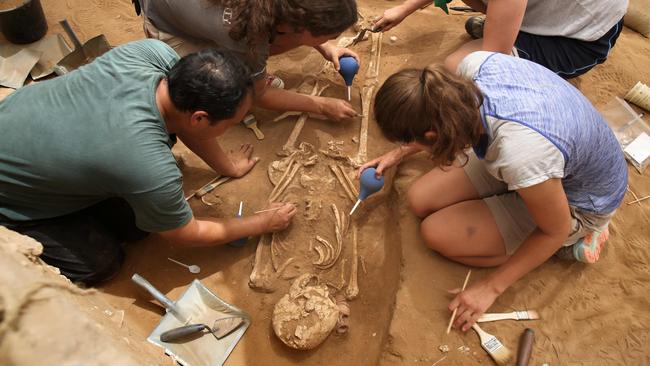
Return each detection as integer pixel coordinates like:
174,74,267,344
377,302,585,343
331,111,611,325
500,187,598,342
0,40,296,284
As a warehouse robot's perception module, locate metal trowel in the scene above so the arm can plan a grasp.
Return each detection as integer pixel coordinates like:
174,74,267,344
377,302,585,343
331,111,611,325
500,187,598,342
160,316,245,343
54,19,111,75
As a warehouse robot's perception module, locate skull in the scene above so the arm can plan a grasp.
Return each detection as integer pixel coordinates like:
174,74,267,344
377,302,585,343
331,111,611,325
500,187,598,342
272,274,339,350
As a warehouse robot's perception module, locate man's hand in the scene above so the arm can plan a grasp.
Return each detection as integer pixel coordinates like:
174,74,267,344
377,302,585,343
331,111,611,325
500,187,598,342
448,279,501,331
317,97,358,122
227,143,259,178
374,5,412,32
257,202,298,233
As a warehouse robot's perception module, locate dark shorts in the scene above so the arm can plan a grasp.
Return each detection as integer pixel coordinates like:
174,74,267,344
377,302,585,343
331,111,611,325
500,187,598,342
2,198,148,285
514,18,624,79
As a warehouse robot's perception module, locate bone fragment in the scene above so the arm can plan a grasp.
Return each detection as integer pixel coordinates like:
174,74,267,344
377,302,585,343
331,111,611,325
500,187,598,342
249,234,276,293
282,82,330,152
315,235,336,270
313,243,326,265
360,255,368,275
356,84,374,164
273,111,302,123
269,157,295,193
269,163,301,202
345,224,359,300
338,165,360,197
329,164,356,202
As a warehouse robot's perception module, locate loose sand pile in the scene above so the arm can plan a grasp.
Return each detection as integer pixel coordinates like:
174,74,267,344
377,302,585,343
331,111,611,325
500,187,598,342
1,0,649,365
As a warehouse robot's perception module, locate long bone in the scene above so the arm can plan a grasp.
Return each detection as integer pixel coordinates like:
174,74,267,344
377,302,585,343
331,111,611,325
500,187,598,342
269,163,301,203
345,224,359,300
329,164,356,202
338,165,360,197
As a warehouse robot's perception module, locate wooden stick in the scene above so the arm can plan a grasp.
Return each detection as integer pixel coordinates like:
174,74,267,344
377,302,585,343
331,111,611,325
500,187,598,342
446,269,472,334
185,176,220,200
254,207,283,214
628,194,650,205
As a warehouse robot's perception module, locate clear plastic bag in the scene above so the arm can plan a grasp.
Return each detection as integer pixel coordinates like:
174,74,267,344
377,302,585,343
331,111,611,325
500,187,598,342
600,97,650,173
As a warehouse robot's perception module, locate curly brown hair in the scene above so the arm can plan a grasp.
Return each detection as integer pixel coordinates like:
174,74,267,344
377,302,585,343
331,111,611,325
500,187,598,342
219,0,357,53
373,65,484,167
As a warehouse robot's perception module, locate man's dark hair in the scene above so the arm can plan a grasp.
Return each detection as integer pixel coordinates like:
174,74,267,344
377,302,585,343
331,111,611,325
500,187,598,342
167,49,253,123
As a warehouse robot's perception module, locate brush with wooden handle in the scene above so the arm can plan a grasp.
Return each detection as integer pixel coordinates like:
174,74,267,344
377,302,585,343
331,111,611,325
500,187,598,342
471,324,513,365
243,115,264,140
477,310,540,323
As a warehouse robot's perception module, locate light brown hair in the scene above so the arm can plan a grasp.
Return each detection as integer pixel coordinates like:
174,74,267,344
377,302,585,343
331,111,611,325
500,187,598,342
219,0,357,53
373,65,484,166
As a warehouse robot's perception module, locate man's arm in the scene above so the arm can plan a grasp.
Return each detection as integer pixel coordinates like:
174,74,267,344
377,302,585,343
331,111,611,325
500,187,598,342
482,0,527,55
450,178,572,330
158,202,297,246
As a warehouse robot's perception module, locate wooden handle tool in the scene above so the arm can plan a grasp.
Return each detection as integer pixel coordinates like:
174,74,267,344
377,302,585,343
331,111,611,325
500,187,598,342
516,328,535,366
446,269,471,334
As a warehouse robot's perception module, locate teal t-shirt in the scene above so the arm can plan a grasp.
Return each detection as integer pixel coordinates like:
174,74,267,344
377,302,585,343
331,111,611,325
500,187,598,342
0,39,193,232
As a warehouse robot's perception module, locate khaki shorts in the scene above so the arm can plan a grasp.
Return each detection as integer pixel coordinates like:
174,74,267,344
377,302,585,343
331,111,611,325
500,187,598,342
463,154,590,255
142,17,213,57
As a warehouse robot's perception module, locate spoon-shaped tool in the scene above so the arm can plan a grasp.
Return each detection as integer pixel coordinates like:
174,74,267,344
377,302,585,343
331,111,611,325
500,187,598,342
338,56,359,101
167,257,201,274
229,201,247,247
350,167,385,215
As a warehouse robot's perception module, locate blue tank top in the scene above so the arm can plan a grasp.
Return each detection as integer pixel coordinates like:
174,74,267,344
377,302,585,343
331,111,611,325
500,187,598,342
474,53,627,214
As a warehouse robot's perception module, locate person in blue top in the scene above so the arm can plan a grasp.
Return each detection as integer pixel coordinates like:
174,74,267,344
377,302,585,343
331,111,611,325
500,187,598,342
359,51,627,331
0,40,296,285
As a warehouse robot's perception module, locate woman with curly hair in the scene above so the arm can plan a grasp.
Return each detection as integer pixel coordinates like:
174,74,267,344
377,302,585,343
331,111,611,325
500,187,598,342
137,0,360,121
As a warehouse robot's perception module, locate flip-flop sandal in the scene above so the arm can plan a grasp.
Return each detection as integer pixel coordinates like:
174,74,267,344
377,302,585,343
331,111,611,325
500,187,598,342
572,228,609,263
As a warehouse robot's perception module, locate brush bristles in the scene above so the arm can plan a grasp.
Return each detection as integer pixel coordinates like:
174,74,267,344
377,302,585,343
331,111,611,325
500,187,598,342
527,310,540,319
491,344,513,365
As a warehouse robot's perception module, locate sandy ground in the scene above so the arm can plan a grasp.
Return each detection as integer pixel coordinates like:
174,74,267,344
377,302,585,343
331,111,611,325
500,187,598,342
1,0,649,365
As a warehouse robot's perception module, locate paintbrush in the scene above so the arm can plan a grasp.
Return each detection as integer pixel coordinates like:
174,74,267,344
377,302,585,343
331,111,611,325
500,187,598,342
477,310,540,323
242,115,264,140
446,269,472,334
471,324,513,365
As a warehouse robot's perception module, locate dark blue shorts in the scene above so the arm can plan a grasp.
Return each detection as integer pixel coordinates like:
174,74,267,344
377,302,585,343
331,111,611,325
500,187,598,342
514,18,624,79
3,198,148,285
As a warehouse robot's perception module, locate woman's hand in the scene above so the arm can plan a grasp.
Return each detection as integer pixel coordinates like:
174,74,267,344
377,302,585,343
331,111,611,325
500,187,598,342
317,43,361,71
357,147,405,178
374,5,412,32
448,279,502,331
